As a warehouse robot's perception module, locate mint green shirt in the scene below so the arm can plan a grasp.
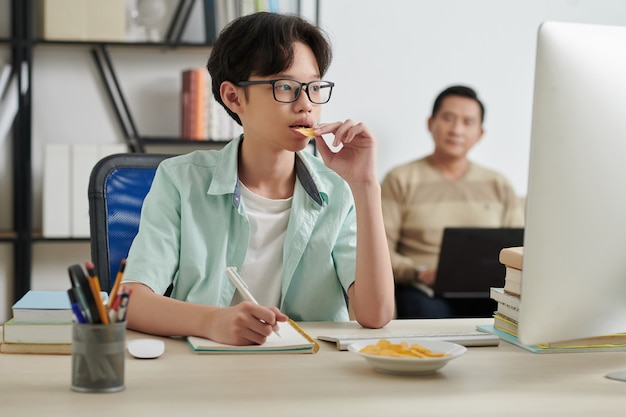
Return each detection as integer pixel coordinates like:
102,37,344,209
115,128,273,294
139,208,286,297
123,136,356,321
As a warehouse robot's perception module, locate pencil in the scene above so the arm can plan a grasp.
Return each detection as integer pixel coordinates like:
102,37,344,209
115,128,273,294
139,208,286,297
107,259,126,310
225,266,281,337
86,261,110,324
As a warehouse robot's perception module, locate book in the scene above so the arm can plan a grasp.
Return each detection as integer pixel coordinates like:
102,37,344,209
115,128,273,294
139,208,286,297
42,144,71,238
499,246,523,270
40,0,125,42
203,0,217,44
496,301,519,322
194,69,208,140
181,68,207,140
181,69,191,138
12,290,73,323
493,312,519,335
490,287,520,321
504,266,522,283
187,320,319,354
2,319,72,344
70,144,100,237
11,289,109,323
503,279,522,297
477,324,626,353
0,324,70,354
0,341,71,355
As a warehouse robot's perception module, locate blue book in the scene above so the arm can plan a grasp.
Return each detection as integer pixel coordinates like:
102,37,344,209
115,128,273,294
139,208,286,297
11,290,107,324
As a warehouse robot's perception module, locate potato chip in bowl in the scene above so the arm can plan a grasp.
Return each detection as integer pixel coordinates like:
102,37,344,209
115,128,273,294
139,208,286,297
348,338,466,375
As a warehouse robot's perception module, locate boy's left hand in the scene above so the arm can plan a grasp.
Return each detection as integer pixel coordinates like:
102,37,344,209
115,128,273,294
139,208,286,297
313,120,378,185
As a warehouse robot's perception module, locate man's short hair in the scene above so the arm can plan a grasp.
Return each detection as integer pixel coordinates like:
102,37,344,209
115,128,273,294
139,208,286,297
431,85,485,123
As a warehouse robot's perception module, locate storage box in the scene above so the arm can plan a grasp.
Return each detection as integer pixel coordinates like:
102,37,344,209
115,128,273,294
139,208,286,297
39,0,126,42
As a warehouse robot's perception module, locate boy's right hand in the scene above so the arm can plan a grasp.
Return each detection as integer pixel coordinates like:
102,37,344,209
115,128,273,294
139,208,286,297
206,302,288,346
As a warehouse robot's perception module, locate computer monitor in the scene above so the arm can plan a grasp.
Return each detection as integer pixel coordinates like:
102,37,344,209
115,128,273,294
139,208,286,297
518,21,626,346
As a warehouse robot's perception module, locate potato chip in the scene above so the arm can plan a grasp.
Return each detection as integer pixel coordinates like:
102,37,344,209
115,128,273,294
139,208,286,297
359,338,448,358
295,127,316,137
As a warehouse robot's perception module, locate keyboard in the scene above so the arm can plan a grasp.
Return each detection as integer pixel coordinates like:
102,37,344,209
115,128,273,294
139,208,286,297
317,329,500,350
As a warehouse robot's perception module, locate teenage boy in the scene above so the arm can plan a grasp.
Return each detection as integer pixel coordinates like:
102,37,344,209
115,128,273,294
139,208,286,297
122,12,394,345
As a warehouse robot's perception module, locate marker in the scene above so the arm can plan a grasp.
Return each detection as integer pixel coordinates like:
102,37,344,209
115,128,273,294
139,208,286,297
225,266,281,337
67,288,87,324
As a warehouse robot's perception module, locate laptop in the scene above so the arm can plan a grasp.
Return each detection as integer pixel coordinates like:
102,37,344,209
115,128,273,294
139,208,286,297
433,227,524,298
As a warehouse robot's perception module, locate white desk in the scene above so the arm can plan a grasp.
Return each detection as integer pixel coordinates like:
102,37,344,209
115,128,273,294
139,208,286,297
2,318,626,416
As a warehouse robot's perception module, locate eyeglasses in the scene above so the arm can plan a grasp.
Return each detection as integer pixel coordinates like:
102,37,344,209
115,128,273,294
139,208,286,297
236,79,334,104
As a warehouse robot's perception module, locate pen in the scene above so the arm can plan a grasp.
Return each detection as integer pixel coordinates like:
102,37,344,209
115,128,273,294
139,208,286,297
68,264,97,323
67,288,87,324
108,291,122,323
116,287,132,323
225,266,281,337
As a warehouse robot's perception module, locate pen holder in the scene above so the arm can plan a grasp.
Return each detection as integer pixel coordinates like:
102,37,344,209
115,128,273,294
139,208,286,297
71,321,126,393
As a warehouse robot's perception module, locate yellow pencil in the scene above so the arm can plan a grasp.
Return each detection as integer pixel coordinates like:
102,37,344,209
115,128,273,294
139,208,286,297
107,259,126,310
86,261,109,324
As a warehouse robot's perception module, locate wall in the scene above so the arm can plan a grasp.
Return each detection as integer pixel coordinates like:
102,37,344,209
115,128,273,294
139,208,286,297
318,0,626,195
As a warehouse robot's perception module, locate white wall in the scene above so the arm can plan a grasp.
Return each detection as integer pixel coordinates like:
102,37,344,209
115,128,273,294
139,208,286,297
318,0,626,195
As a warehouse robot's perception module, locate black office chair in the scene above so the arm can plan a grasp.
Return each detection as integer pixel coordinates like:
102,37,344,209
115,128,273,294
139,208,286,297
88,153,173,291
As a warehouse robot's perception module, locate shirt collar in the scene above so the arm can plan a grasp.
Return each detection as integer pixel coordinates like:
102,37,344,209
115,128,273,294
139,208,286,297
207,135,325,208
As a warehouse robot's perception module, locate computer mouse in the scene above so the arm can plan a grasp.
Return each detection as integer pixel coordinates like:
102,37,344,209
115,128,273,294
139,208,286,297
127,338,165,359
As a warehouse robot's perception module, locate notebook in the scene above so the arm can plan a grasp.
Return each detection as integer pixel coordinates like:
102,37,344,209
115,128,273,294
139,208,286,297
187,320,319,354
433,227,524,298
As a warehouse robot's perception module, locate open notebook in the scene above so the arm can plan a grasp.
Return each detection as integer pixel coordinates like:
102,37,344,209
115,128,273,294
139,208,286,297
187,320,319,354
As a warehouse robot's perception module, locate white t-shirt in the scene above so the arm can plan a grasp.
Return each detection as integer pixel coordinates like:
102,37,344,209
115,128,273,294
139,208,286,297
230,182,292,307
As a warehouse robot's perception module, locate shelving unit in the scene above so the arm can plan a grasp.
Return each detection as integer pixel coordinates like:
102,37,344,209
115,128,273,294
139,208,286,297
6,0,221,302
10,0,33,304
4,0,319,304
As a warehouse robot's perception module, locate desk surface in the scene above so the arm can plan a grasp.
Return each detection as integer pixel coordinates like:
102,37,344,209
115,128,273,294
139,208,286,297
2,318,626,416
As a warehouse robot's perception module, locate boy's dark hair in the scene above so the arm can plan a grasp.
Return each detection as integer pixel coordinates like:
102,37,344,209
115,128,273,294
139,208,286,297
207,12,333,125
431,85,485,123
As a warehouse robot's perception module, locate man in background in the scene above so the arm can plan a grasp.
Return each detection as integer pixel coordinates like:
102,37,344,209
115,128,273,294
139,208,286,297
381,85,524,318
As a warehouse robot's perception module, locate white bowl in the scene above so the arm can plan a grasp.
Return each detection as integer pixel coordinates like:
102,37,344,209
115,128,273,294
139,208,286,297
347,338,467,375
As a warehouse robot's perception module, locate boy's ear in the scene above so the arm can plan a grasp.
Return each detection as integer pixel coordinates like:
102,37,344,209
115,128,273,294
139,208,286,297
220,81,243,113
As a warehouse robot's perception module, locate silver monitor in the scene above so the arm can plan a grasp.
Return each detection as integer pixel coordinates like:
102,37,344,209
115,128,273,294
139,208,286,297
519,21,626,345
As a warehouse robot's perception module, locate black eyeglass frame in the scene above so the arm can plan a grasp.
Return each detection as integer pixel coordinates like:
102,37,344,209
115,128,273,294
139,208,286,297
236,79,335,104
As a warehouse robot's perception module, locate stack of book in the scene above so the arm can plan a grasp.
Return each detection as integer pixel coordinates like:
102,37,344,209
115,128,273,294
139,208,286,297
491,246,523,334
483,247,626,353
1,290,73,355
180,68,243,141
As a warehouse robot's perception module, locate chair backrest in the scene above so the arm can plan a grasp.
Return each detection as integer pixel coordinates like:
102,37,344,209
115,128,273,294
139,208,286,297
88,153,173,291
